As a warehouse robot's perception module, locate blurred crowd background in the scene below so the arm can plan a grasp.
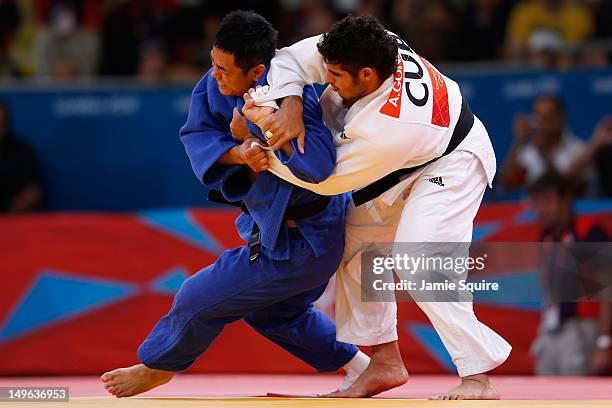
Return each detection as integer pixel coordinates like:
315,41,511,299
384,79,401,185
0,0,611,207
1,0,612,211
1,0,612,378
1,0,612,82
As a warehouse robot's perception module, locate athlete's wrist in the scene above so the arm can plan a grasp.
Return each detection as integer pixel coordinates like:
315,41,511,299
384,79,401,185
280,96,303,116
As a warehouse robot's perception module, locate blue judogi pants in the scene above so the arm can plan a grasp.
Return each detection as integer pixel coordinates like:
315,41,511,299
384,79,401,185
137,229,358,372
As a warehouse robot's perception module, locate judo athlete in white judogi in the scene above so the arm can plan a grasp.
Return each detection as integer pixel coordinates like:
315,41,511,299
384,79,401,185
243,15,512,400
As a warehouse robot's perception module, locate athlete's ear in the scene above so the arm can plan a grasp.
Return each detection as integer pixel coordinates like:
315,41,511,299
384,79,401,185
250,64,266,82
361,67,375,81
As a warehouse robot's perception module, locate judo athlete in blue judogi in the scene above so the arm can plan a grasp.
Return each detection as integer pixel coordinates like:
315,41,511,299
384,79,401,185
100,10,369,398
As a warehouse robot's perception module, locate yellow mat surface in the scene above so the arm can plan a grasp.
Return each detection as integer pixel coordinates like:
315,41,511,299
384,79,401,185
2,397,611,408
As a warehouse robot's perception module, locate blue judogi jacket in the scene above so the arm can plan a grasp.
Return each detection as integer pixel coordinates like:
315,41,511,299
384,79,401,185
180,68,347,260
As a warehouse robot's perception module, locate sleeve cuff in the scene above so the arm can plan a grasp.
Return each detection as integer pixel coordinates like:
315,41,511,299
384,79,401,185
277,139,319,183
279,139,301,166
253,83,304,104
220,166,252,201
201,141,240,186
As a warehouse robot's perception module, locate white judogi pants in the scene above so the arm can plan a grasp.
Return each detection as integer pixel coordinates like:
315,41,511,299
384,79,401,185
335,149,512,377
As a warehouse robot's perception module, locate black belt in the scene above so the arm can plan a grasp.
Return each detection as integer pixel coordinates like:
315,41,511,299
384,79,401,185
207,189,330,220
207,190,330,264
351,97,475,207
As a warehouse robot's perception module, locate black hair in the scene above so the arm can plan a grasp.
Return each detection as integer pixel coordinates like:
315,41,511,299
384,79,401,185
317,15,397,80
527,171,571,197
213,10,278,72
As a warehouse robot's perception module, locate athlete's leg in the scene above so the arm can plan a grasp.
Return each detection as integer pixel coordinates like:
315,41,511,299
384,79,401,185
245,284,355,373
393,151,511,400
103,232,357,397
335,199,402,345
332,151,511,399
330,193,409,398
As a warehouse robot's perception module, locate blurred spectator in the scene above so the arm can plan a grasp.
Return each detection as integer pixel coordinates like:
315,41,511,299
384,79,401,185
451,0,513,62
165,4,208,82
137,41,168,84
0,0,21,77
527,172,611,375
506,0,594,63
525,29,564,69
575,46,609,69
567,116,612,198
592,118,612,198
501,94,584,191
332,0,363,14
35,2,99,78
8,0,41,77
197,14,221,72
585,0,612,40
2,0,610,79
97,1,139,76
387,0,458,63
297,0,336,39
278,0,337,44
576,0,612,69
0,100,43,213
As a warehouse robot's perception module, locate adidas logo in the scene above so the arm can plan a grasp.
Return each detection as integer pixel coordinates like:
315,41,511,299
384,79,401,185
428,176,445,187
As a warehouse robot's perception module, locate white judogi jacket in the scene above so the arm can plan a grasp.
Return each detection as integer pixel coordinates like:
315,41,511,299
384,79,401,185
251,35,513,374
253,34,496,200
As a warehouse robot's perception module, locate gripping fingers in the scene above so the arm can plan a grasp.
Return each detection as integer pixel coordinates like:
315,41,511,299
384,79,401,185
249,85,270,99
249,156,269,172
266,134,280,148
269,137,292,151
252,151,266,161
257,157,269,171
296,133,305,154
265,130,280,147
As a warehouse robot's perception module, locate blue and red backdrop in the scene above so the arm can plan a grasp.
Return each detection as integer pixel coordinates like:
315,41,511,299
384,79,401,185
1,201,611,375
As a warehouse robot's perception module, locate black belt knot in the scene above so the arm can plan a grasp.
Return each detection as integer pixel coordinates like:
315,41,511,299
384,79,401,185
207,190,330,264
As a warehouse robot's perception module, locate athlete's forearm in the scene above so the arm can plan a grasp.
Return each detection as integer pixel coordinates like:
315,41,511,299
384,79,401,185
269,130,425,195
260,96,305,151
217,146,244,165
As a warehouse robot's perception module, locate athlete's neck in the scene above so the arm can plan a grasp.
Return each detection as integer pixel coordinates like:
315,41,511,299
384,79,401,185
342,78,384,109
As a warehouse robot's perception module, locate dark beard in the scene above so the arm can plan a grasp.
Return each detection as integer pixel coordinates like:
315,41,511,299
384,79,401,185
341,77,368,108
342,97,359,109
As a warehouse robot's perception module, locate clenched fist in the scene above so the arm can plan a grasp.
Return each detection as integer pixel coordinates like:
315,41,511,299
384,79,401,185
242,88,275,129
237,137,269,173
230,107,251,142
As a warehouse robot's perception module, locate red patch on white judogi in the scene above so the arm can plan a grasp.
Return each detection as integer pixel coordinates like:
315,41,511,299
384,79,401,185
380,55,404,118
420,56,450,128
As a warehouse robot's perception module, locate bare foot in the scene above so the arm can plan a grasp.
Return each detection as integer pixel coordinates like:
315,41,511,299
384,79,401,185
323,341,408,398
431,374,500,400
100,364,174,398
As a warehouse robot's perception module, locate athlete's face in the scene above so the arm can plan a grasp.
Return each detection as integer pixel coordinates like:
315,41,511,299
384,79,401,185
210,46,264,96
324,63,369,106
